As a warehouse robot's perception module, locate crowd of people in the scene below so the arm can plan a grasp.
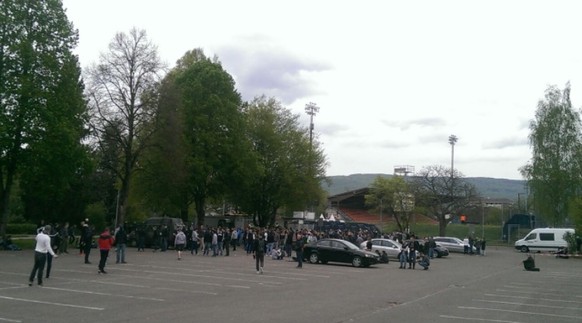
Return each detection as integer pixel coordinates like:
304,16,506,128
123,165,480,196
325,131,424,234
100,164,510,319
28,217,449,285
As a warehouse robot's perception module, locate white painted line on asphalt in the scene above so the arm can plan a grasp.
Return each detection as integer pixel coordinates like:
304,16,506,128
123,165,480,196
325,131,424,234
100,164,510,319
458,306,582,320
484,293,582,304
155,287,218,296
42,286,165,301
504,284,571,293
0,317,22,323
495,289,567,298
0,295,104,310
474,299,582,311
439,315,522,323
225,285,250,289
115,267,284,285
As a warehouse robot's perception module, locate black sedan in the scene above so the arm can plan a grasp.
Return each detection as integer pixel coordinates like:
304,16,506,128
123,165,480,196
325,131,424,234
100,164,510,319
303,238,380,267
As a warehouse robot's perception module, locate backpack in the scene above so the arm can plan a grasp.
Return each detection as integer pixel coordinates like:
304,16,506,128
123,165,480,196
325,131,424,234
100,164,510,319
257,239,265,255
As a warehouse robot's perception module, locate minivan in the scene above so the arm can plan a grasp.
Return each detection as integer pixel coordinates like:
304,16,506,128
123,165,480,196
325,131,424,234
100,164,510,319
514,228,574,253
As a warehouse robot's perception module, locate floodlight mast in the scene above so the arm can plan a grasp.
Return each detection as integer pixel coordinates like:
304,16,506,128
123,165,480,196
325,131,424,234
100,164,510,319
305,102,319,146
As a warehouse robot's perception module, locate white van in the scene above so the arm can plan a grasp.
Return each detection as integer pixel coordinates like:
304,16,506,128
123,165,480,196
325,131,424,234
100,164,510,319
514,228,574,253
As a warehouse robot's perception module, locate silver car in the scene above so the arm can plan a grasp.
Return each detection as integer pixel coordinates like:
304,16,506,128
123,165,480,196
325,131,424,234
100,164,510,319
360,238,402,259
433,236,475,253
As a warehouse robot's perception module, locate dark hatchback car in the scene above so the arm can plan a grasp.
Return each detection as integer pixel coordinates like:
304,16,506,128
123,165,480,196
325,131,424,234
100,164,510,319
303,238,380,267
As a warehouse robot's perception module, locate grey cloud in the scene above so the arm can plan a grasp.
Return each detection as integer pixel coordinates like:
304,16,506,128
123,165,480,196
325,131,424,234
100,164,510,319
382,117,447,130
215,36,331,104
482,137,529,149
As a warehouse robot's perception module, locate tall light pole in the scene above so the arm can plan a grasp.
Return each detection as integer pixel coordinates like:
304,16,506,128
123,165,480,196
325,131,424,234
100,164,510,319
305,102,319,147
448,134,458,179
448,135,458,211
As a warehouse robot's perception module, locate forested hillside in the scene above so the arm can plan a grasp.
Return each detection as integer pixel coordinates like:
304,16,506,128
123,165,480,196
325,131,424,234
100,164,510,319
322,174,526,200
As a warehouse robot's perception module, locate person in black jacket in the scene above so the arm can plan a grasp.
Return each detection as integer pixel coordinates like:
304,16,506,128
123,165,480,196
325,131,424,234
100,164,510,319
408,235,420,269
115,225,127,264
253,232,266,274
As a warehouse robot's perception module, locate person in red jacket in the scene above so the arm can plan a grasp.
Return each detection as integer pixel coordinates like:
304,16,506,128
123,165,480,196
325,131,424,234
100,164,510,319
97,228,115,274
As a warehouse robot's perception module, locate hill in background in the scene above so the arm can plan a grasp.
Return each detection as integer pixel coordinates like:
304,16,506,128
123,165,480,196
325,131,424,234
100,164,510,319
322,174,526,200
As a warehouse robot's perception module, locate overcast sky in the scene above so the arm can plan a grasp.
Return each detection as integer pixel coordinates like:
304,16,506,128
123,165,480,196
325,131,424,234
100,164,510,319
61,0,582,180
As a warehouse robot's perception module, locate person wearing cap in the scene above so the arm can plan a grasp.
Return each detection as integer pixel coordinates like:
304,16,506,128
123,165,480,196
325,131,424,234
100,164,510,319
28,226,57,286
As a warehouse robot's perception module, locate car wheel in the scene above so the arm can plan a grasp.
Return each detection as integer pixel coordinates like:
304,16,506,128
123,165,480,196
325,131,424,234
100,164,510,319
352,256,362,267
309,253,319,264
520,245,529,253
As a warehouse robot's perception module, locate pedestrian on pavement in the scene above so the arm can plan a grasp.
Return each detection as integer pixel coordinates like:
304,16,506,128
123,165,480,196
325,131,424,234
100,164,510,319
98,227,115,274
174,228,187,260
115,225,127,264
253,231,266,274
29,226,57,286
295,233,305,268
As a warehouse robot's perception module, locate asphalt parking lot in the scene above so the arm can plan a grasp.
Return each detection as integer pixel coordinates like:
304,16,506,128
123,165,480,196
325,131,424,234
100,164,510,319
1,245,582,323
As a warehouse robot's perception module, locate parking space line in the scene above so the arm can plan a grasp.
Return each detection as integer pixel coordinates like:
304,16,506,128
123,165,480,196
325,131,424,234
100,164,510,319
474,299,582,311
0,295,104,310
0,317,22,323
439,315,522,323
458,306,582,320
495,288,566,298
42,286,165,301
484,293,582,304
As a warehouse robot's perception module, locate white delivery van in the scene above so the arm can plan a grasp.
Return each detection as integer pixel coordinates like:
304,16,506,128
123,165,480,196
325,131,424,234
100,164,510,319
514,228,574,253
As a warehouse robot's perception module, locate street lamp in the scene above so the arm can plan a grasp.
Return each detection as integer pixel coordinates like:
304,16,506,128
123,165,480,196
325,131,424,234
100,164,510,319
305,102,319,147
448,134,458,178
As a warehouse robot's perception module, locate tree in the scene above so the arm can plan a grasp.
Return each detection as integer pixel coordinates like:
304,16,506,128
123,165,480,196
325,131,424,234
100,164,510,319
236,96,327,227
520,84,582,226
413,165,477,236
86,28,164,226
0,0,86,237
137,49,248,225
365,176,415,232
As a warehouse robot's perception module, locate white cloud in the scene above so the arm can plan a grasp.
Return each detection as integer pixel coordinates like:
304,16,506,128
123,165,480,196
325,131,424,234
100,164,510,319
62,0,582,180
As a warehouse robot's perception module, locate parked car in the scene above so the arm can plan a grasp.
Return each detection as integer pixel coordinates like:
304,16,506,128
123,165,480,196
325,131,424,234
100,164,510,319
432,245,450,258
433,236,475,253
360,238,402,259
304,238,380,267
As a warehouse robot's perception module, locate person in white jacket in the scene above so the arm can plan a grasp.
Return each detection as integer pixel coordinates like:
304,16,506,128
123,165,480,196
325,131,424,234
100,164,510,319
29,226,57,286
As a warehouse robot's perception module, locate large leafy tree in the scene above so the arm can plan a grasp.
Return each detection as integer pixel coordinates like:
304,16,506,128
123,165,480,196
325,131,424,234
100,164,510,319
236,96,327,227
520,84,582,226
365,176,415,232
86,28,164,226
413,165,477,236
0,0,87,236
138,49,247,225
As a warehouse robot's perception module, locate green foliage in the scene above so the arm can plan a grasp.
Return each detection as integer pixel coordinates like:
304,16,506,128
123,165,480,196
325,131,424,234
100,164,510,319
521,83,582,226
0,0,87,237
366,176,414,232
6,223,37,235
235,96,327,227
85,202,107,231
563,231,579,254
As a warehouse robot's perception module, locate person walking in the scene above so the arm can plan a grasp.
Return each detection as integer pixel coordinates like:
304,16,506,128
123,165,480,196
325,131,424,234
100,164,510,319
295,232,305,268
115,225,127,264
174,228,187,260
191,227,200,255
29,226,57,286
253,232,266,274
81,220,93,264
224,228,231,256
45,225,59,279
59,222,69,254
97,227,115,274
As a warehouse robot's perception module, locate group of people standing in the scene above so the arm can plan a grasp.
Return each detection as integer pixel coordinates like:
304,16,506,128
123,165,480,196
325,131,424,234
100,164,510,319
28,219,130,285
